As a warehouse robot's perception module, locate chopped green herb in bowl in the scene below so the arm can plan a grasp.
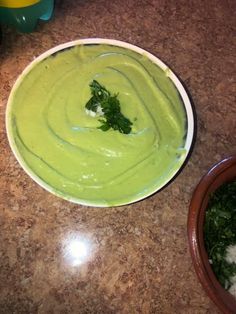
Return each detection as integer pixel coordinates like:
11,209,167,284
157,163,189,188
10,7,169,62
204,181,236,296
188,155,236,314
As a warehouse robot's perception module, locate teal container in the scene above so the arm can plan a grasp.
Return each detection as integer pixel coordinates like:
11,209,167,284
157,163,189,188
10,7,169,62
0,0,54,33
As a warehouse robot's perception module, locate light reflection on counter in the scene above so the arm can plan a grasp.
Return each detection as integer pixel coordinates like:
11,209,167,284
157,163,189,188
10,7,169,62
62,233,92,267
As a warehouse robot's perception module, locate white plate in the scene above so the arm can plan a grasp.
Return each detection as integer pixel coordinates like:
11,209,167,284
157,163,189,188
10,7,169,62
6,38,195,207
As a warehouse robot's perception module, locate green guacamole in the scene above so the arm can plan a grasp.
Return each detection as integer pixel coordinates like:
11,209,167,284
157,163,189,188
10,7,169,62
8,44,187,206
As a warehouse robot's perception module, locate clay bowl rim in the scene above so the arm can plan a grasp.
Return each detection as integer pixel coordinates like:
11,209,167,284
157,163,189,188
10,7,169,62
188,154,236,314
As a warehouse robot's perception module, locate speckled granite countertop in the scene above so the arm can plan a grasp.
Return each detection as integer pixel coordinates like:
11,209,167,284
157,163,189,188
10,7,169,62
0,1,235,313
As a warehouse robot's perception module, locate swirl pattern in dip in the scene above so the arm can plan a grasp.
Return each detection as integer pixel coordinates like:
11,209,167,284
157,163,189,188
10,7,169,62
7,43,188,206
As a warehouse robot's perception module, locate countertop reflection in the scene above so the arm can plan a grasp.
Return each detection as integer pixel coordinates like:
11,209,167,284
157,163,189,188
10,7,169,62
62,233,93,267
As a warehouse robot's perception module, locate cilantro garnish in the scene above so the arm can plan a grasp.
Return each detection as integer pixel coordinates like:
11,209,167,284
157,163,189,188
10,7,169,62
85,80,132,134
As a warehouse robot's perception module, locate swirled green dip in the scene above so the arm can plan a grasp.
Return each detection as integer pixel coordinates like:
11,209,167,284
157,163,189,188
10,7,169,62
8,44,187,206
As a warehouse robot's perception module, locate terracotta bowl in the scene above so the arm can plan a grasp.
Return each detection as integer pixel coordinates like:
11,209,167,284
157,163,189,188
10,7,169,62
188,155,236,314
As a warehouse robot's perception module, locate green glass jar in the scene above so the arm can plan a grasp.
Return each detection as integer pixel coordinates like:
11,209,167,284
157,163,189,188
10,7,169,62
0,0,54,32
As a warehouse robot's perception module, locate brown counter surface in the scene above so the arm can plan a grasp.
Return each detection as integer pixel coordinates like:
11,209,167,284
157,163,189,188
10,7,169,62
0,1,235,313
